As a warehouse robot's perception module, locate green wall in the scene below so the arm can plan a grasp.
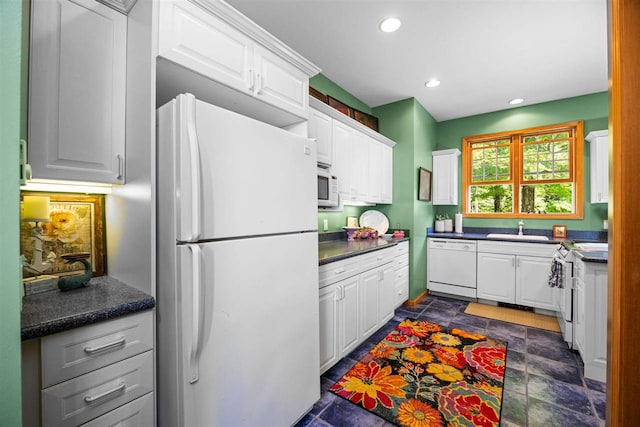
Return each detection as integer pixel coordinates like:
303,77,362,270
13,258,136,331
372,98,438,299
310,74,373,115
0,0,25,424
436,92,609,231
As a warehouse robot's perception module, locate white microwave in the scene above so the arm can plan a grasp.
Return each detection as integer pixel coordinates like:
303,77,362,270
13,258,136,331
318,168,339,208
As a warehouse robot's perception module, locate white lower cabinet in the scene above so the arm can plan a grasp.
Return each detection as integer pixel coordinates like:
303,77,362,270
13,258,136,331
515,255,556,310
22,311,155,427
319,245,396,374
476,241,558,311
360,269,380,340
378,263,396,324
574,258,608,382
476,252,515,303
393,241,410,308
319,277,359,374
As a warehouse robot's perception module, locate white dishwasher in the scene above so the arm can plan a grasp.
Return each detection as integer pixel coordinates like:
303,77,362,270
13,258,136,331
427,238,477,298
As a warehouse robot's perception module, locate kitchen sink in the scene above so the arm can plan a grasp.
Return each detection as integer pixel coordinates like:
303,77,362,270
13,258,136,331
486,233,550,241
573,242,608,251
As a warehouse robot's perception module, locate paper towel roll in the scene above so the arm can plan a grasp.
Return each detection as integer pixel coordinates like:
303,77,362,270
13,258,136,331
455,213,463,234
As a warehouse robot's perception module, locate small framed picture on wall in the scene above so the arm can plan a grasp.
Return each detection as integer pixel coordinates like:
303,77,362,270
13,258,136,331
553,225,567,239
418,167,432,202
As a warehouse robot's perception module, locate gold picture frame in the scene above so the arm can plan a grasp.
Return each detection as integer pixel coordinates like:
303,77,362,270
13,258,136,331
418,167,432,202
553,224,567,239
20,193,105,277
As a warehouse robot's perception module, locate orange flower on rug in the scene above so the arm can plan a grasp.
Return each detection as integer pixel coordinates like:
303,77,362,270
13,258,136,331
329,319,507,426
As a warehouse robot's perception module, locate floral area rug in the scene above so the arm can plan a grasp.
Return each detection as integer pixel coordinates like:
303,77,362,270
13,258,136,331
329,318,507,426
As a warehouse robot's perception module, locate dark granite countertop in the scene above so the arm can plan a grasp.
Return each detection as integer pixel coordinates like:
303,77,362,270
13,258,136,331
427,231,561,244
426,227,608,263
427,226,607,245
319,237,409,265
573,250,609,264
21,276,155,341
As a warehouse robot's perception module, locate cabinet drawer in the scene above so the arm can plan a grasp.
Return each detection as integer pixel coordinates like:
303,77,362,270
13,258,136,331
395,240,409,254
42,311,153,387
394,255,409,270
394,279,409,305
81,392,154,427
319,257,361,288
394,265,409,283
360,248,394,271
42,351,153,427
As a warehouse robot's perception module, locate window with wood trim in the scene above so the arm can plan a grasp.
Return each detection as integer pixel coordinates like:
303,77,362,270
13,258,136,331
462,121,584,219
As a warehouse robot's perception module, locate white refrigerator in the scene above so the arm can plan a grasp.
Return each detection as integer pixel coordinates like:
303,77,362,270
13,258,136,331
156,93,320,427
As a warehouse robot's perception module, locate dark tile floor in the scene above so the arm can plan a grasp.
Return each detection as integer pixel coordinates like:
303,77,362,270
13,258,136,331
296,294,606,427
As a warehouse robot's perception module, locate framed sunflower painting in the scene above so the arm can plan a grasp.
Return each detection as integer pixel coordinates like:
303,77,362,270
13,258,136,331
20,193,105,278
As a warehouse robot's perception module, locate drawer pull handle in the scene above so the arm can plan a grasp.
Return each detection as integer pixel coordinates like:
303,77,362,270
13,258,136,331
84,336,126,354
84,382,126,404
334,268,346,274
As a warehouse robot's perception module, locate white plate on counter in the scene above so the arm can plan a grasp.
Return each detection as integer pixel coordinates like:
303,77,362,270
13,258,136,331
359,210,389,234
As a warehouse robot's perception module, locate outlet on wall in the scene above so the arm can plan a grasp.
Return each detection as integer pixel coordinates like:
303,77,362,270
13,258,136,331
323,219,329,231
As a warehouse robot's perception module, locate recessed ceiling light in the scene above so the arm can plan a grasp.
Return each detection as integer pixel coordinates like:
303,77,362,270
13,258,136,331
425,79,441,88
379,17,401,33
509,98,525,105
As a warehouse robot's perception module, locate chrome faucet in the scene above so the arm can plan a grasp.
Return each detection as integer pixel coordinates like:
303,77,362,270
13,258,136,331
518,220,524,236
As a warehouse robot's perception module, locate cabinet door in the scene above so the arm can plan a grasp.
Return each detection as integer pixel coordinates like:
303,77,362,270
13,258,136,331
584,263,608,381
432,150,460,205
332,120,356,198
253,44,308,119
381,144,393,203
477,253,515,303
515,256,556,311
309,109,333,166
158,0,252,96
368,139,382,203
590,136,609,203
30,0,126,183
360,269,379,340
319,285,339,374
340,277,360,357
573,276,586,358
352,132,371,201
378,264,396,324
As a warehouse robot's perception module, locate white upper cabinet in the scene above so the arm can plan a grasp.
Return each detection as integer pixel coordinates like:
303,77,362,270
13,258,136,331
310,97,395,205
586,130,609,204
380,144,393,203
29,0,127,183
368,137,383,203
352,132,370,201
156,0,319,127
332,120,356,198
432,149,461,205
309,108,333,166
252,44,308,118
158,0,253,95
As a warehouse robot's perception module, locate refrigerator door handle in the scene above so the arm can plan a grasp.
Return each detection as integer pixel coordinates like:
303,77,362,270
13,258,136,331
185,95,202,241
188,244,203,384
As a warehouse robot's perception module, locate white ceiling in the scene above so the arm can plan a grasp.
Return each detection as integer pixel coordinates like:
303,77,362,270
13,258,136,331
226,0,608,122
